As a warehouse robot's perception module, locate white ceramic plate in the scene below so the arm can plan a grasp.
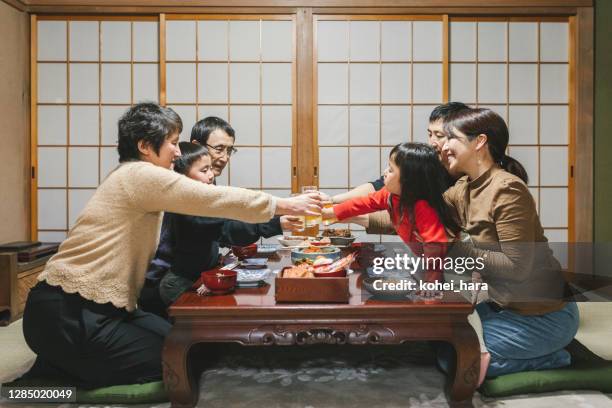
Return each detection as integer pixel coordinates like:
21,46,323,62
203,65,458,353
236,268,271,283
242,258,268,268
257,244,280,254
277,237,309,247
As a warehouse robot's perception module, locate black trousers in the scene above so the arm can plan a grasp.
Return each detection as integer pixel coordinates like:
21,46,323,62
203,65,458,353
22,281,172,389
138,279,169,319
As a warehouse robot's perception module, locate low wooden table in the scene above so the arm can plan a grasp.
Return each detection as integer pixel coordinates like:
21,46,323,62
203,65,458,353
163,250,480,407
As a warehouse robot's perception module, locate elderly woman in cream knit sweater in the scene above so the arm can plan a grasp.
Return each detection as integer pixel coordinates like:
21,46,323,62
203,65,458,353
21,103,321,388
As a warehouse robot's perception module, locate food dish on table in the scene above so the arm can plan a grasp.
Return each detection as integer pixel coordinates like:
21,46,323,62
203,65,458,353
321,228,352,238
282,253,356,279
291,246,341,264
309,237,331,246
320,229,356,246
277,236,312,247
301,246,335,254
257,244,278,255
242,258,268,269
329,236,356,246
236,268,271,287
282,263,315,278
313,267,347,278
201,269,238,294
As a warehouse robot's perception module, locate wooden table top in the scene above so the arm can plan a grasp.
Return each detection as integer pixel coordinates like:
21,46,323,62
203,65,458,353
169,248,473,318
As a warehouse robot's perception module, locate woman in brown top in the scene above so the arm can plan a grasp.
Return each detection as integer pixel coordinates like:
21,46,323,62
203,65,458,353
440,107,578,382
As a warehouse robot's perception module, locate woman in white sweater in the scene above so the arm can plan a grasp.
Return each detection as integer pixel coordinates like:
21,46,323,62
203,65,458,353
21,103,320,388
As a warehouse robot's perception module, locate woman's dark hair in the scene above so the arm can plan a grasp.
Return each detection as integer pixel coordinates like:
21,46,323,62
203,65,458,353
190,116,235,145
173,142,209,175
389,142,460,235
444,108,528,184
117,102,183,163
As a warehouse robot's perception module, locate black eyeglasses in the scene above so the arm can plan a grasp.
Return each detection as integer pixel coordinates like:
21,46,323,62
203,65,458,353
206,144,238,157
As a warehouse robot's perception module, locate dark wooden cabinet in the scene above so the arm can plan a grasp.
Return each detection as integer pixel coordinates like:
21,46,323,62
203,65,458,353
0,252,52,325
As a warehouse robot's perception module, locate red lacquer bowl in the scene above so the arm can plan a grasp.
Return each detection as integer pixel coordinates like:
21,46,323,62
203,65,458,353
201,270,238,294
313,267,347,278
231,244,257,259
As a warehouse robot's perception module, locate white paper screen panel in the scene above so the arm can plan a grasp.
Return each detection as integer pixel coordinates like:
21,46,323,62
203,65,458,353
449,18,570,239
165,18,295,192
317,18,443,189
316,17,443,241
316,17,570,241
36,19,160,239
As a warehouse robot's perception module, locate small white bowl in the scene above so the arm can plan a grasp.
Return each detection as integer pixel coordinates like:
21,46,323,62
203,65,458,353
277,236,309,247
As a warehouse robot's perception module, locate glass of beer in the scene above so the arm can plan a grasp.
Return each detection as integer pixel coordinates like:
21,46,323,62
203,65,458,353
322,200,334,226
290,193,306,235
301,186,320,236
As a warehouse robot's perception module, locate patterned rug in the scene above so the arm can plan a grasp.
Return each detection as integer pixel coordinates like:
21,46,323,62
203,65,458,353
191,342,611,408
198,343,447,407
1,333,611,407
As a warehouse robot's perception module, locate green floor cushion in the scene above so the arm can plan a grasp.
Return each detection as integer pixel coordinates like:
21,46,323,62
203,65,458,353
75,381,167,404
1,378,168,404
480,340,612,398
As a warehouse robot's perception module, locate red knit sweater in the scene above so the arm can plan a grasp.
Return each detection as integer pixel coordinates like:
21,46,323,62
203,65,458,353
333,188,448,272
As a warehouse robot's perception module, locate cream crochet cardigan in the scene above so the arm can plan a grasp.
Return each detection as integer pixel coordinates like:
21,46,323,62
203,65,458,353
38,161,276,311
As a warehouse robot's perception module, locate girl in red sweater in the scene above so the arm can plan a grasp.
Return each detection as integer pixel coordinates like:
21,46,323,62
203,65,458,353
323,142,459,281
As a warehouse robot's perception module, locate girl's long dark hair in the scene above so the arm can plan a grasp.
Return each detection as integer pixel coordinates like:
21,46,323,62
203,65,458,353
444,108,528,183
173,142,209,175
389,142,460,235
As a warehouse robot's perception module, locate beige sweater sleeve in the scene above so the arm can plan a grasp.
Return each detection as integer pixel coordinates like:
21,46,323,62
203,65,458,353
121,162,276,224
365,211,396,235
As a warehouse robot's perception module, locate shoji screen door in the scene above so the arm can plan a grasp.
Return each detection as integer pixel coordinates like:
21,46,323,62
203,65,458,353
448,17,571,264
164,16,296,198
32,13,574,250
33,15,295,241
34,17,159,242
314,15,572,249
315,16,444,243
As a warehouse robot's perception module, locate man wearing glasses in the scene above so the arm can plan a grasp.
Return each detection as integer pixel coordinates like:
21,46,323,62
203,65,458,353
140,116,302,316
188,115,301,227
190,116,238,179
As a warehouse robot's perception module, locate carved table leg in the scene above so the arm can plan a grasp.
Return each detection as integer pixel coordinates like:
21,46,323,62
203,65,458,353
163,326,197,408
447,323,480,403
